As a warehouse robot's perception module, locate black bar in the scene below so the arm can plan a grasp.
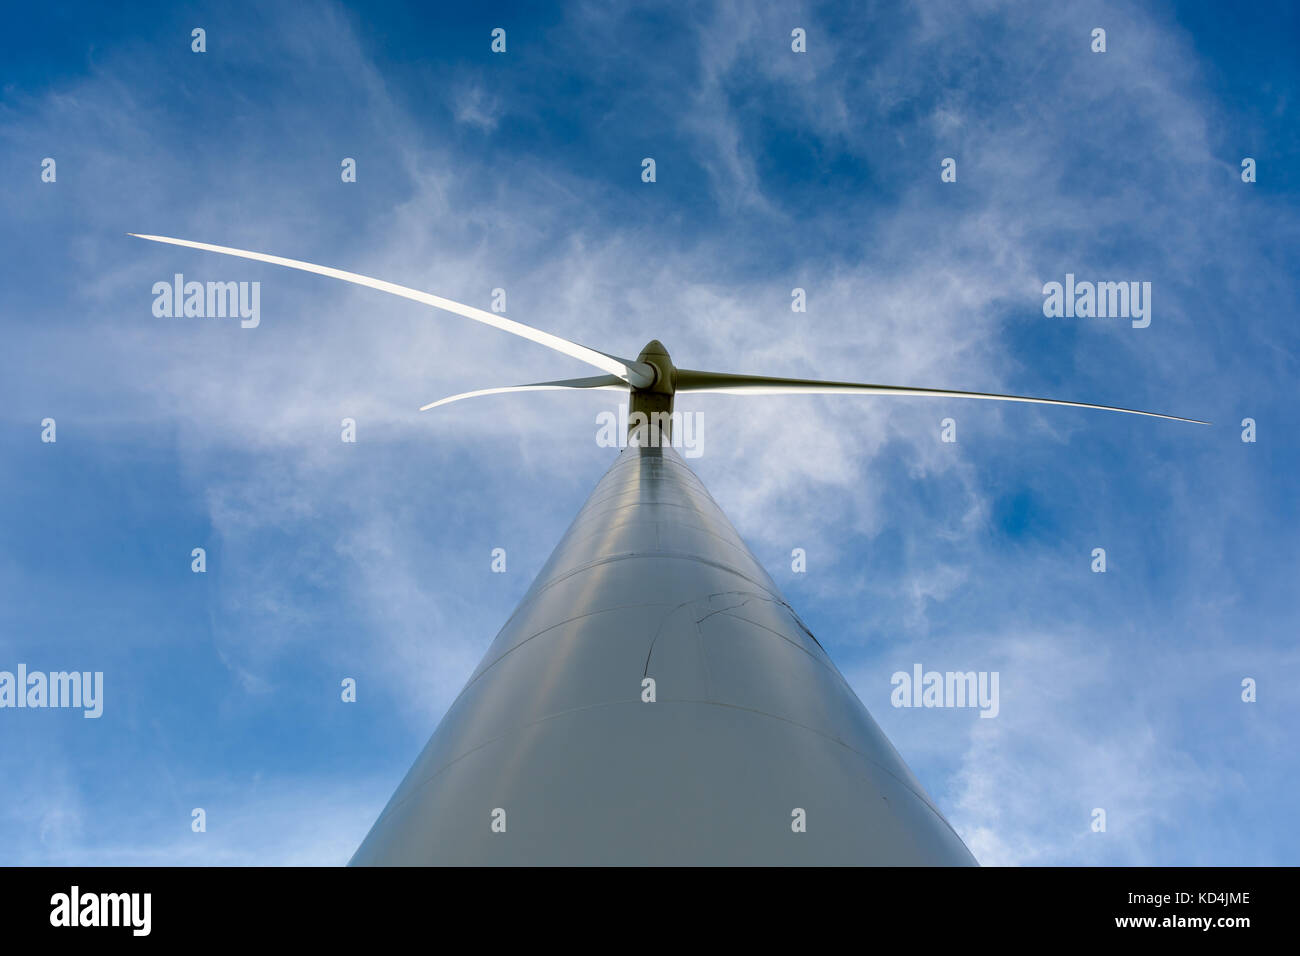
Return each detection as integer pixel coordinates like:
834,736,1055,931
0,866,1277,942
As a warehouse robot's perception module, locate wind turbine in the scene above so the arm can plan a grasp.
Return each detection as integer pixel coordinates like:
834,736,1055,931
132,234,1207,865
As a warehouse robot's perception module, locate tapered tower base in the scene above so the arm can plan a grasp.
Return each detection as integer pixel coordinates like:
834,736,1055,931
351,444,976,865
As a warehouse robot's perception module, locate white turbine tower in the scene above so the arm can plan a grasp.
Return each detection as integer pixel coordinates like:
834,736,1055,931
132,234,1207,865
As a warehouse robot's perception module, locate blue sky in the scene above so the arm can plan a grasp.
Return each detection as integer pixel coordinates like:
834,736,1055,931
1,0,1296,865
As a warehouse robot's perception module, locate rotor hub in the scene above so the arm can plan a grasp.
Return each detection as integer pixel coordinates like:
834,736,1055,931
630,340,675,426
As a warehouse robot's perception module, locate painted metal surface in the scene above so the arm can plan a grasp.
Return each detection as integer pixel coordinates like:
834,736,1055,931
350,442,976,865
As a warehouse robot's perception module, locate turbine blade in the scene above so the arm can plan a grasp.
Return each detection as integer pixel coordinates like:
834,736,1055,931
420,374,626,411
674,369,1209,425
128,234,654,386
